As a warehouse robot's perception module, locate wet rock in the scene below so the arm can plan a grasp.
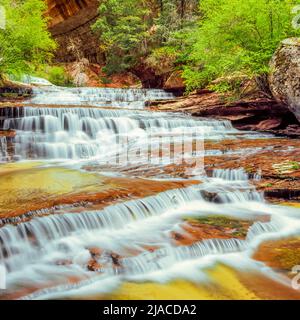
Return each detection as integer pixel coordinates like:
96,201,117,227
88,247,102,260
56,259,72,266
201,191,219,202
269,38,300,122
110,252,122,267
0,130,16,138
171,216,253,246
87,259,102,272
253,237,300,273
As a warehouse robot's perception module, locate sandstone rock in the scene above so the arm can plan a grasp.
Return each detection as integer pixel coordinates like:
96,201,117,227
88,247,102,259
256,118,282,130
47,0,102,64
269,38,300,122
164,71,185,90
87,259,102,272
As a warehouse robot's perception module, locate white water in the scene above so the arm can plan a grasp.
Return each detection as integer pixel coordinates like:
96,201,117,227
29,86,175,109
1,106,238,161
3,173,299,300
0,86,298,299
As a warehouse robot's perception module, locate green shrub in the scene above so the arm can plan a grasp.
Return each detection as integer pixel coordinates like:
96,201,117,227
47,66,72,87
92,0,152,74
0,0,56,78
34,65,73,86
182,0,300,91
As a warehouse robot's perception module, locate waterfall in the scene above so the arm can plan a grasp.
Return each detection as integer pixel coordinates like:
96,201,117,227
0,186,201,265
212,168,249,181
29,87,175,109
1,172,298,296
1,85,297,300
0,106,237,161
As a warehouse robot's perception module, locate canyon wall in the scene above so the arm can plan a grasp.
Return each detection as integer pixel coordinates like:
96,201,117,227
46,0,103,63
45,1,173,88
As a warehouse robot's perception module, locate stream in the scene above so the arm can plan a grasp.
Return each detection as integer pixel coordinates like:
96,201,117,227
0,85,300,300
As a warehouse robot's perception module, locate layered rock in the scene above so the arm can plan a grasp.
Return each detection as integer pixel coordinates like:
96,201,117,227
46,0,102,63
269,38,300,122
148,89,300,137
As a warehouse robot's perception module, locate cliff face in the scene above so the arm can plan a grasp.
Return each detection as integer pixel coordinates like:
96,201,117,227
46,0,102,63
45,1,173,88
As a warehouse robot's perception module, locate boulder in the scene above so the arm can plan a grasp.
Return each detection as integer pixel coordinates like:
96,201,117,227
269,38,300,122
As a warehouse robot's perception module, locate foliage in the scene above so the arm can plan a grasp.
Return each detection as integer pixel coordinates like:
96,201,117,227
35,65,73,87
0,0,56,77
182,0,300,91
145,46,178,75
93,0,199,75
92,0,153,74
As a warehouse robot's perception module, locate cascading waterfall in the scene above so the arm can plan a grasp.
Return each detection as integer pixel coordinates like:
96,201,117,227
0,86,298,299
213,168,249,181
0,106,237,161
1,168,300,298
29,86,175,109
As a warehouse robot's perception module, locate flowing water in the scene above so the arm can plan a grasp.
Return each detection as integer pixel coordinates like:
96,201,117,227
0,86,299,299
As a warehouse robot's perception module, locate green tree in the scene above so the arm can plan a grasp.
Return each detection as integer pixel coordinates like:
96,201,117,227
145,0,199,75
93,0,199,76
183,0,300,91
0,0,56,78
92,0,153,74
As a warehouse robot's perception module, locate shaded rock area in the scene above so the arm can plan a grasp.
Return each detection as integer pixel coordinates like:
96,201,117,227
148,90,300,137
131,63,173,89
163,70,185,91
63,61,142,88
0,82,32,102
46,0,102,64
